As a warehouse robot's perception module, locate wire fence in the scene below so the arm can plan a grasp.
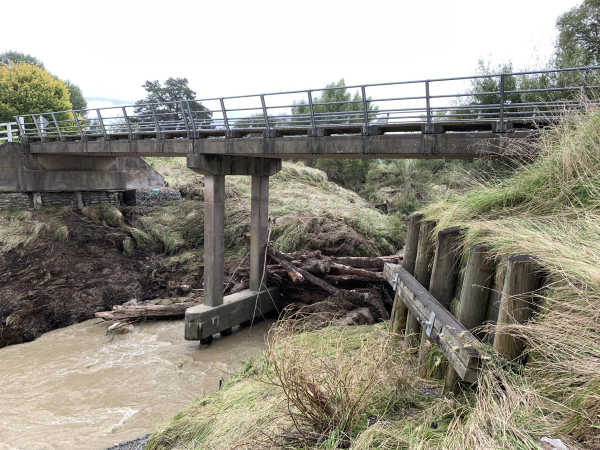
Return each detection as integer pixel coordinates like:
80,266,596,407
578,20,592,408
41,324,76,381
14,66,600,141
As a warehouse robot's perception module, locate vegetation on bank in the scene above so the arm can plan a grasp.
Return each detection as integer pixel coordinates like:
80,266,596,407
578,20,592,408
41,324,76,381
145,109,600,449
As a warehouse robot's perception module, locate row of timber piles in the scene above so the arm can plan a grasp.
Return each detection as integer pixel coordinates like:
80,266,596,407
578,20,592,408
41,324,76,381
389,213,542,394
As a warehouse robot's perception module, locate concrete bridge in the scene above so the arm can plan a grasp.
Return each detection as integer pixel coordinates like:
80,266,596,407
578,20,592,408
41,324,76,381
5,66,597,343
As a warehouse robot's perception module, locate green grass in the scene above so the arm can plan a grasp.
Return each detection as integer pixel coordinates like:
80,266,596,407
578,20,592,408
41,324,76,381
420,109,600,448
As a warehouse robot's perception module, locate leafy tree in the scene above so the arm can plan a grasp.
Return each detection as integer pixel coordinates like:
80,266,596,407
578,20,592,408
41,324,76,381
0,50,45,69
64,80,87,111
0,51,87,114
556,0,600,68
292,78,378,126
133,78,212,127
289,79,379,190
0,63,72,123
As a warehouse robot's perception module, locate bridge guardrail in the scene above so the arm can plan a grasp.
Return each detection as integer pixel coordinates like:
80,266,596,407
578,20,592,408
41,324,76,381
13,66,600,142
0,122,18,143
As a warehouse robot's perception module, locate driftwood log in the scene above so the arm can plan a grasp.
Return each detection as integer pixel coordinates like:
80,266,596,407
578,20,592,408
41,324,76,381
96,302,201,321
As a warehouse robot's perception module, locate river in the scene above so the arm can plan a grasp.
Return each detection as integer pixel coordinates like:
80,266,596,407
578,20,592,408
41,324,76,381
0,318,274,450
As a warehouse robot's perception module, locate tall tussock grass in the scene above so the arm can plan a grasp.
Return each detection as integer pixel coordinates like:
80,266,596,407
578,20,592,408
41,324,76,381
146,324,421,450
422,107,600,448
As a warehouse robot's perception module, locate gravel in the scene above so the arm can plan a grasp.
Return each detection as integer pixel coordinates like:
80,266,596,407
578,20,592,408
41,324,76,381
106,434,150,450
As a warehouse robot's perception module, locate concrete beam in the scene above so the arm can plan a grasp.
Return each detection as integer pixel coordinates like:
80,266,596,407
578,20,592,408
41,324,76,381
204,175,225,307
188,153,282,176
184,287,280,340
249,175,269,291
29,132,534,160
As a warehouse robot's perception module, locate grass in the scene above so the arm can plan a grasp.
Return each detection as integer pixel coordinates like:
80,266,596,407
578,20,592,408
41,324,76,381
135,159,402,258
146,323,428,450
419,107,600,448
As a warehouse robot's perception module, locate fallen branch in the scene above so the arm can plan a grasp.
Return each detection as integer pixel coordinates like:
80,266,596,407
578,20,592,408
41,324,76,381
96,302,201,321
268,245,340,295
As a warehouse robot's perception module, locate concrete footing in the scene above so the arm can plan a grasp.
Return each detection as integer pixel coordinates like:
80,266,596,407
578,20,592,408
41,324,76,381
184,287,280,341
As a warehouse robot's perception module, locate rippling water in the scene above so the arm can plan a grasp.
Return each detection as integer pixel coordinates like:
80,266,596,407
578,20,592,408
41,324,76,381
0,318,274,450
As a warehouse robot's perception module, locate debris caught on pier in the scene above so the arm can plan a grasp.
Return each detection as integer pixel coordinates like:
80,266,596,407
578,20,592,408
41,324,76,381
266,246,400,330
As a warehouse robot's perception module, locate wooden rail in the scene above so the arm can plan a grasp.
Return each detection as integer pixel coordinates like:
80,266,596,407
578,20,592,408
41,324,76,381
384,263,481,383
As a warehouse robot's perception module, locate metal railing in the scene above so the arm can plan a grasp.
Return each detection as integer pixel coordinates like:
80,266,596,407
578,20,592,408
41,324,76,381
0,122,18,142
14,66,600,141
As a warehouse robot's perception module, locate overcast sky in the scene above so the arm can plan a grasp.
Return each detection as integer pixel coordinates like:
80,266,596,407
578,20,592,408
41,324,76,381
0,0,583,111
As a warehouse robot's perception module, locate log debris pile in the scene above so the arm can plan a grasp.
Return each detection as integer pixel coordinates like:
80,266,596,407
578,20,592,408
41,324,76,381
267,246,401,330
95,245,401,330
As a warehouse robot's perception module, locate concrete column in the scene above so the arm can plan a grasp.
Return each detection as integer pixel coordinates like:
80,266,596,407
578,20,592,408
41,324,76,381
75,192,84,209
249,175,269,292
204,175,225,307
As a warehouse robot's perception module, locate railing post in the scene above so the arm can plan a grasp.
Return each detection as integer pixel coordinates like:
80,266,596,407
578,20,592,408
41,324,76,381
33,115,45,140
7,122,12,142
185,100,197,138
96,109,108,140
220,98,231,138
425,80,433,133
150,104,162,138
260,95,272,137
15,117,26,141
50,112,63,141
581,66,590,112
72,111,84,141
179,101,190,137
361,85,371,135
121,107,134,140
307,90,317,136
496,74,507,132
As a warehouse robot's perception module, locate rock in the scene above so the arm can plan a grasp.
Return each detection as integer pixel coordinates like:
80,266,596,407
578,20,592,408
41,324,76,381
179,284,191,293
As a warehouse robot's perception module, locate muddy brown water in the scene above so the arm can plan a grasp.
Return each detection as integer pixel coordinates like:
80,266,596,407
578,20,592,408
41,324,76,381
0,318,274,450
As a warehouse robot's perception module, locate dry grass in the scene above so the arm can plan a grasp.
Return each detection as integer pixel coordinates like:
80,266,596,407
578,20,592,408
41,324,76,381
418,108,600,448
146,323,424,450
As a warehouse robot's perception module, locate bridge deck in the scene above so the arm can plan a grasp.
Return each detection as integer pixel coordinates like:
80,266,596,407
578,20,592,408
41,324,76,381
28,120,535,159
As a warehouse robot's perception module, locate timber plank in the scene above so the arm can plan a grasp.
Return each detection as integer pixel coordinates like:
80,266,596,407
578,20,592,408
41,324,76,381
384,263,481,382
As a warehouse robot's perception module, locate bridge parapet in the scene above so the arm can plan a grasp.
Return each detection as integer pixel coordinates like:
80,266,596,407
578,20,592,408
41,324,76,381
14,66,599,144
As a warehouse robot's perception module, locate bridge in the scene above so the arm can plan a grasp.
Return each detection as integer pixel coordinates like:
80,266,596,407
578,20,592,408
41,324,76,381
4,65,598,343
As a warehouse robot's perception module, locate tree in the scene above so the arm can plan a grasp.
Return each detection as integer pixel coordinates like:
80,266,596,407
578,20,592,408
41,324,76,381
290,79,378,190
0,63,72,123
133,78,212,127
556,0,600,68
0,51,88,114
64,80,87,111
292,78,378,126
0,50,45,70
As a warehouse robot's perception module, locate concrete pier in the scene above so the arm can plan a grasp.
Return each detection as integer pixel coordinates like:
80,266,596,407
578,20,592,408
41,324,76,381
250,175,269,291
203,175,225,307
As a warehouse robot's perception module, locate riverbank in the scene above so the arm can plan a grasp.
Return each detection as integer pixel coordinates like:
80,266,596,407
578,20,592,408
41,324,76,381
0,161,402,348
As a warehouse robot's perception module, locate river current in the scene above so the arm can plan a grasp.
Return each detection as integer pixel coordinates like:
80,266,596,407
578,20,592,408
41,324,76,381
0,318,274,450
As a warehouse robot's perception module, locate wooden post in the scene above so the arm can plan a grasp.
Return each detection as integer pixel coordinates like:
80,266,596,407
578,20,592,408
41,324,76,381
414,220,436,290
410,220,435,350
402,213,424,275
444,243,494,393
391,213,423,335
389,290,408,334
493,255,541,361
418,227,461,375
